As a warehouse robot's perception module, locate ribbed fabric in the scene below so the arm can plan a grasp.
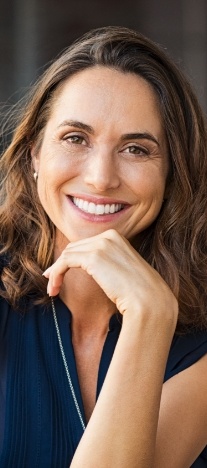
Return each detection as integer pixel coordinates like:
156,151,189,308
0,295,207,467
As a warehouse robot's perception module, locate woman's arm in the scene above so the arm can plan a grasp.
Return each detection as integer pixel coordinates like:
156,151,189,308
154,353,207,467
46,229,207,467
70,328,207,467
70,306,177,467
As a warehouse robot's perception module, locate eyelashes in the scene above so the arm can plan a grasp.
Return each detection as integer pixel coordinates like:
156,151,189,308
121,145,149,156
61,133,154,159
63,134,87,146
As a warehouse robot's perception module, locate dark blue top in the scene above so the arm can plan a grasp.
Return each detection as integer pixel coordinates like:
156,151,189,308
0,295,207,467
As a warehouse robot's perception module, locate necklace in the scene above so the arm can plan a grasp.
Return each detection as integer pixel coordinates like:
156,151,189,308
51,297,86,432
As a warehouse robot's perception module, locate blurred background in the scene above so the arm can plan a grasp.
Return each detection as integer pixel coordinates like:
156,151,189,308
0,0,207,113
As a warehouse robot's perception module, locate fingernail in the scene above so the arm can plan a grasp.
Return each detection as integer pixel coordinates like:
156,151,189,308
47,283,51,296
43,266,52,277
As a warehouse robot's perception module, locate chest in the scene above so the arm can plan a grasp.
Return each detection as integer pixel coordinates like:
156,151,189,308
0,307,121,466
72,338,106,422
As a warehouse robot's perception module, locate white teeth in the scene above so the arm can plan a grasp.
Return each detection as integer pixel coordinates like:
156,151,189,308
79,199,84,209
83,200,88,211
88,202,96,214
96,204,105,215
72,197,123,215
105,204,110,214
109,204,115,213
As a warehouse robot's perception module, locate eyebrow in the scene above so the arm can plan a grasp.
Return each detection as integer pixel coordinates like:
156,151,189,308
121,133,159,146
58,120,94,134
58,120,160,146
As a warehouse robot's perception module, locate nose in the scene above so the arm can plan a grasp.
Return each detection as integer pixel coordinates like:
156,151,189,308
83,149,121,192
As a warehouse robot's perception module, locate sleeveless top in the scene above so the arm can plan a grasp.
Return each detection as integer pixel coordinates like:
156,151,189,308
0,295,207,467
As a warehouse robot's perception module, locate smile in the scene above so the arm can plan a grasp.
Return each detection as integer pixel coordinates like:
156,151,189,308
72,197,124,215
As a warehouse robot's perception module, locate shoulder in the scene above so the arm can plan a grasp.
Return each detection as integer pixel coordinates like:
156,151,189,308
156,351,207,467
165,329,207,381
155,332,207,467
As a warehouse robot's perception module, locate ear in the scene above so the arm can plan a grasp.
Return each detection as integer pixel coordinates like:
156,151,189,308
30,144,40,174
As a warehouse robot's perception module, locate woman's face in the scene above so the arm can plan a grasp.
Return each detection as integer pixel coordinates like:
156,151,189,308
32,66,169,249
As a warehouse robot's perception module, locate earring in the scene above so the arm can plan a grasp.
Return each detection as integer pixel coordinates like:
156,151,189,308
33,172,38,182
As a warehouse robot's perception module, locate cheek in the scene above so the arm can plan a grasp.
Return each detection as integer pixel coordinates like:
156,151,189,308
37,147,80,188
127,166,167,202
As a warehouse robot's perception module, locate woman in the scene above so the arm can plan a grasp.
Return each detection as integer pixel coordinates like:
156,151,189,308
0,26,207,467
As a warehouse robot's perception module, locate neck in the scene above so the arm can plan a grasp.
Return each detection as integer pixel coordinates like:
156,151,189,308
59,268,116,339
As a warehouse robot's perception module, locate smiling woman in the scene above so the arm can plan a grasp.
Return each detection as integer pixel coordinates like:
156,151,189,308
31,67,168,245
0,26,207,468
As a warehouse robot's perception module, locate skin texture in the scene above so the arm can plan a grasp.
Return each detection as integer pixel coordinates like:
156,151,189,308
32,67,207,467
32,66,169,249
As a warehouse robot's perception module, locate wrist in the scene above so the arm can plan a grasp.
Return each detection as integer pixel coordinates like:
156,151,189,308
121,300,178,345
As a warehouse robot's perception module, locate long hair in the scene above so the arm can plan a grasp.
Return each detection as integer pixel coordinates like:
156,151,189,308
0,26,207,331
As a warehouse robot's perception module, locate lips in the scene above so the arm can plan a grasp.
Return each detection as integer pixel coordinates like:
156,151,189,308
72,196,125,215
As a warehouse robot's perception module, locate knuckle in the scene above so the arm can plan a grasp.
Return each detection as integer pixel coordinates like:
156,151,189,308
91,248,101,260
90,246,105,264
105,229,118,240
61,249,69,260
97,237,108,250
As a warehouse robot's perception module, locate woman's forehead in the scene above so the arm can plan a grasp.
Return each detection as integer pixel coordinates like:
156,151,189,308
47,66,165,140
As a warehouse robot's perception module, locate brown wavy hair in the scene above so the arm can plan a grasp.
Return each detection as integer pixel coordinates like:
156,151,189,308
0,26,207,331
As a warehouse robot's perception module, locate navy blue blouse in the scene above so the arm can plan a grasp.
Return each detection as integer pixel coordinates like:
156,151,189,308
0,295,207,467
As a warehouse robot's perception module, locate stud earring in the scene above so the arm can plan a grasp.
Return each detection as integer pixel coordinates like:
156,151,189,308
33,172,38,182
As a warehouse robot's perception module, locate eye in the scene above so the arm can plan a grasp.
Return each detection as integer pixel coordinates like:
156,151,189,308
123,144,149,156
63,134,87,145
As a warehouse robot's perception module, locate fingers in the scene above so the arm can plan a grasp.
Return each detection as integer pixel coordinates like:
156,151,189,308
50,234,176,326
42,230,138,300
43,266,66,296
43,254,80,296
41,229,175,320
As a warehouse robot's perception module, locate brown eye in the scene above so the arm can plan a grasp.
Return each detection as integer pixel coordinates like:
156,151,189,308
124,145,149,156
63,134,87,145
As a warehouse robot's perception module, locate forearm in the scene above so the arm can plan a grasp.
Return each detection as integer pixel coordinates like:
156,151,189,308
71,309,176,468
44,230,178,466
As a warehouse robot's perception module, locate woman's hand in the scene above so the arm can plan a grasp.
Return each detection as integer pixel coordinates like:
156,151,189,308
43,229,178,323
